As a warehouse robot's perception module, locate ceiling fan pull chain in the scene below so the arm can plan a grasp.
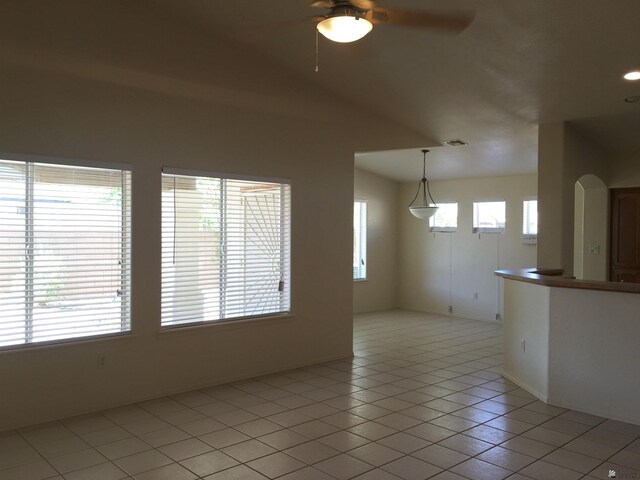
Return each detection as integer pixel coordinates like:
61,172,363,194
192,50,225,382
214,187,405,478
315,28,320,72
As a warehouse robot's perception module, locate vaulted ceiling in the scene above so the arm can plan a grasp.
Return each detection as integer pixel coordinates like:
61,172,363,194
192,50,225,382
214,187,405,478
152,0,640,180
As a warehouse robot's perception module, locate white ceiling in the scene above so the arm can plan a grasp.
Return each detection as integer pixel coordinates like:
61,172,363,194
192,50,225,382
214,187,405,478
150,0,640,181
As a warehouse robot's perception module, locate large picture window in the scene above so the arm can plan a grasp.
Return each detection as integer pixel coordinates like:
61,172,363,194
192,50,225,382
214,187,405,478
161,169,291,327
0,159,131,348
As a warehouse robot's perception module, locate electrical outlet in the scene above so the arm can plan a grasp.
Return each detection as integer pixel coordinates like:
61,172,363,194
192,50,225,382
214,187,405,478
97,355,106,369
521,340,526,352
473,292,479,300
448,305,453,314
589,245,600,255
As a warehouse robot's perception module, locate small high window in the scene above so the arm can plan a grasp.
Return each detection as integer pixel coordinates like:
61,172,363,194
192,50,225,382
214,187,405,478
353,200,367,280
473,201,506,233
523,199,538,244
429,202,458,232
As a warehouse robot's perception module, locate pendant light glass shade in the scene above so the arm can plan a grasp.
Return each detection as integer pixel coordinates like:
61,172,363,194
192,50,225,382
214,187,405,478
317,15,373,43
409,206,438,220
408,149,438,220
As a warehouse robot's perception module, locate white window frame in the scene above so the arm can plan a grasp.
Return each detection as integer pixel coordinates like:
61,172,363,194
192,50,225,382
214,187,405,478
429,202,458,233
161,167,291,328
473,200,506,234
353,200,367,281
522,197,538,245
0,154,131,350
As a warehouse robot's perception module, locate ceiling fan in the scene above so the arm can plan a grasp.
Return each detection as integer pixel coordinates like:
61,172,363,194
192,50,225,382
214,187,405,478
309,0,474,43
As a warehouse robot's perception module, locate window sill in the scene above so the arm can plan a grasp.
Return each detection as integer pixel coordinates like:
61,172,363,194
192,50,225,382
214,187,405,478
0,331,135,354
473,228,505,234
353,278,368,283
157,312,296,337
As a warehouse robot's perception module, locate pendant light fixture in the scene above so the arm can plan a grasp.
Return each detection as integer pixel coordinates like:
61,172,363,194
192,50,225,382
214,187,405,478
408,149,439,220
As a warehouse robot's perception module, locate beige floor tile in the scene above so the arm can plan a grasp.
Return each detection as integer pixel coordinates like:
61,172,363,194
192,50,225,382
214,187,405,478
157,437,212,461
276,466,336,480
609,449,640,470
542,447,602,473
48,448,107,474
180,451,239,477
438,433,494,456
134,462,197,480
284,440,340,464
0,459,58,480
198,428,250,449
257,429,310,450
476,445,536,471
220,439,276,463
380,455,442,480
137,427,191,448
520,459,583,479
97,437,152,460
63,462,128,480
450,458,512,480
347,442,404,467
412,444,469,469
246,452,306,478
203,464,269,479
234,419,282,437
315,453,374,480
377,432,431,454
113,450,172,476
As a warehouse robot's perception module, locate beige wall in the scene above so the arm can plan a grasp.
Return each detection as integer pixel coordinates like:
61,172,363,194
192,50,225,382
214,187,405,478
610,154,640,188
353,168,399,313
0,2,429,430
537,122,609,275
398,174,537,322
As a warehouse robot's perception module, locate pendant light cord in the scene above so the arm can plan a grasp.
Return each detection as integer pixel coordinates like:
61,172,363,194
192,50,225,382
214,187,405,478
408,150,438,208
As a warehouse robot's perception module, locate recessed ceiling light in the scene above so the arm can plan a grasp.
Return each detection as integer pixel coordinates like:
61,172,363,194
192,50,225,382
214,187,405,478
443,139,468,147
624,71,640,81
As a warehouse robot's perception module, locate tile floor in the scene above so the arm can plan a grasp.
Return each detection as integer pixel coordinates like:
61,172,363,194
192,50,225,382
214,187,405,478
2,310,640,480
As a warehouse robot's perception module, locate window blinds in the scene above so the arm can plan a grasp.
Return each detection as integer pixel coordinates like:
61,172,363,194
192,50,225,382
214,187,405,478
0,159,131,348
161,169,291,327
353,201,367,280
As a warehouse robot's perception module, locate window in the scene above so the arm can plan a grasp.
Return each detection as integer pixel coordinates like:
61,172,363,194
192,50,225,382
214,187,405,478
161,169,291,327
473,201,506,233
353,200,367,280
523,199,538,244
429,202,458,232
0,159,131,348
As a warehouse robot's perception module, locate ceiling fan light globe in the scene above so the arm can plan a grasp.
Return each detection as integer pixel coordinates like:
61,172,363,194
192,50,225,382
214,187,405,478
317,15,373,43
409,206,438,220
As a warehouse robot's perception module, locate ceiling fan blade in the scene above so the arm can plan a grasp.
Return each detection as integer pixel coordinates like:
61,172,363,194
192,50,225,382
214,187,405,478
309,0,334,8
350,0,376,9
365,8,474,33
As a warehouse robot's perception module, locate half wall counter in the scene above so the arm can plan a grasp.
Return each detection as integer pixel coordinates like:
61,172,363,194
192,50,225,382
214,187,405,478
495,268,640,426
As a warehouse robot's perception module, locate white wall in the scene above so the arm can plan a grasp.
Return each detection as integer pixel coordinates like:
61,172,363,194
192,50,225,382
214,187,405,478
502,278,640,425
398,174,537,322
549,287,640,425
502,281,550,401
0,2,430,430
353,168,399,313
